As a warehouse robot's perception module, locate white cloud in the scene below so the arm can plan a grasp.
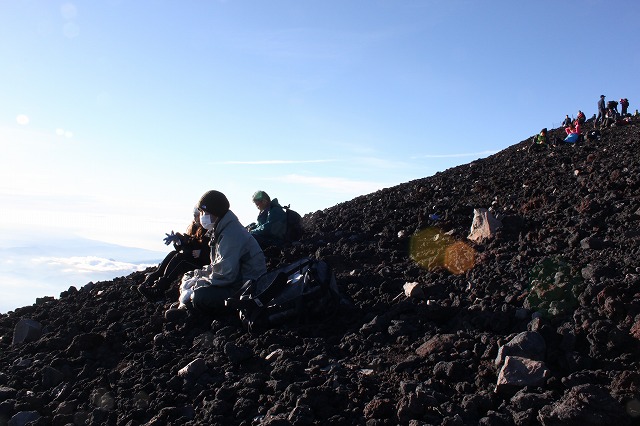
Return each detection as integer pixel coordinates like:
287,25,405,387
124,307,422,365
273,173,387,194
213,159,338,165
32,256,155,274
355,156,412,169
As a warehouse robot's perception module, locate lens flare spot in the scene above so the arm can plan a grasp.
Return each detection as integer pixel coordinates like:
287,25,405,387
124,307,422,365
55,128,74,138
16,115,29,125
524,257,584,318
410,227,449,271
627,399,640,417
444,241,476,275
410,227,475,274
61,3,78,20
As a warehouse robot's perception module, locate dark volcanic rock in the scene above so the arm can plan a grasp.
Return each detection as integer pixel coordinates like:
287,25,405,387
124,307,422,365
1,119,640,425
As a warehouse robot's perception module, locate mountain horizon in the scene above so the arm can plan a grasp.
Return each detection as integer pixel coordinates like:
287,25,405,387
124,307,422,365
0,235,165,314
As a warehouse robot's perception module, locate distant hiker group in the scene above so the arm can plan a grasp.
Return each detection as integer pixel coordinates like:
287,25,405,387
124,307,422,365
529,94,635,152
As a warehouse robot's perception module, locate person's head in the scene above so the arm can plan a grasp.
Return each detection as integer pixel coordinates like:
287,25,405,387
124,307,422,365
601,95,605,99
252,190,271,211
198,190,230,229
541,128,547,134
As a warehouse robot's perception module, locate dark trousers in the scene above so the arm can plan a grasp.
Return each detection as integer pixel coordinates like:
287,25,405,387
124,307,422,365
192,281,243,313
148,250,209,289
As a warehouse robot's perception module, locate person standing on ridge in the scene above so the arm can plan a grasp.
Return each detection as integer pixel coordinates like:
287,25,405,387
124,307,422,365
620,98,629,116
596,95,606,126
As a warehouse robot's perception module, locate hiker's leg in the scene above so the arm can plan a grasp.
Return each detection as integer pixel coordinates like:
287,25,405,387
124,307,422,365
162,252,202,285
142,251,176,285
192,283,241,313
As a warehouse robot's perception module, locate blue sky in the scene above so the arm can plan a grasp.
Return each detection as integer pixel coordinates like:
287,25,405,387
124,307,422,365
0,0,639,311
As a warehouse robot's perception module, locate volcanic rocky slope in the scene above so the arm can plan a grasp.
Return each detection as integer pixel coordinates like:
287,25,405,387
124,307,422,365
1,120,640,425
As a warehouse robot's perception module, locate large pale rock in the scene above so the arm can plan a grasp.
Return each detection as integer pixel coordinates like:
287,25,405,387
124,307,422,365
178,358,207,379
495,331,546,367
495,356,550,394
468,208,502,243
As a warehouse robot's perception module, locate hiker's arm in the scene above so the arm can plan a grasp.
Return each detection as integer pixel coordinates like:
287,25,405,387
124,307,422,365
251,208,286,236
209,233,242,286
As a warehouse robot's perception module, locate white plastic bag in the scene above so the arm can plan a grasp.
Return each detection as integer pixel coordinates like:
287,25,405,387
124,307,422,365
178,265,212,308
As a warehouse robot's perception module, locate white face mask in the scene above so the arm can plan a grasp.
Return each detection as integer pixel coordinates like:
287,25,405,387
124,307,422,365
200,212,214,230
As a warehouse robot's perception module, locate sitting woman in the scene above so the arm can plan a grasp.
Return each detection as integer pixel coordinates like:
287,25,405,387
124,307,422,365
138,207,211,300
565,120,581,135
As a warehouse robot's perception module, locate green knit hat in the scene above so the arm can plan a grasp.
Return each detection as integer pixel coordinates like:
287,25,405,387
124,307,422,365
252,190,269,202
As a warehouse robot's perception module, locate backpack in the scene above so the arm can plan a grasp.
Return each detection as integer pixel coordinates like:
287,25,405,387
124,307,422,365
225,257,341,333
282,204,304,242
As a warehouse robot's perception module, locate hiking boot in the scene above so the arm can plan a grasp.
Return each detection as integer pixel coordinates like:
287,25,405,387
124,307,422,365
137,284,162,301
154,277,171,291
142,270,161,286
164,306,189,323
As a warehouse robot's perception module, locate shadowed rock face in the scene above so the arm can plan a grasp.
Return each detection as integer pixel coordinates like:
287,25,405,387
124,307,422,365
1,120,640,425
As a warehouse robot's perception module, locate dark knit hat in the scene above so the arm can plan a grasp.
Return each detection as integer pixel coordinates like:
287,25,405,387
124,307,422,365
198,190,230,217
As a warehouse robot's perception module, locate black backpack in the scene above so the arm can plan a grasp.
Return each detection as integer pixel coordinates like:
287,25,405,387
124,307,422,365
282,204,304,242
225,257,341,333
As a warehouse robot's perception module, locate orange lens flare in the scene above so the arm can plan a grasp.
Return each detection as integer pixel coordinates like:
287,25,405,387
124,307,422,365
410,227,476,274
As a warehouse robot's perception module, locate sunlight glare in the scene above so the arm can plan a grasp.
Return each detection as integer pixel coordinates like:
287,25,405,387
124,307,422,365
410,227,476,275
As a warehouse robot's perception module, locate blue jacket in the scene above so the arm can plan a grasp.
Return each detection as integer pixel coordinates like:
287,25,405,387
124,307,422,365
250,198,287,241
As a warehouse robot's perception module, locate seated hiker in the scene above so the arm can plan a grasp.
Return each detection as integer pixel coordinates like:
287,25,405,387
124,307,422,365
168,190,267,316
246,190,287,249
564,119,581,135
138,207,211,300
528,128,550,152
601,109,616,128
562,114,572,128
577,110,586,125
